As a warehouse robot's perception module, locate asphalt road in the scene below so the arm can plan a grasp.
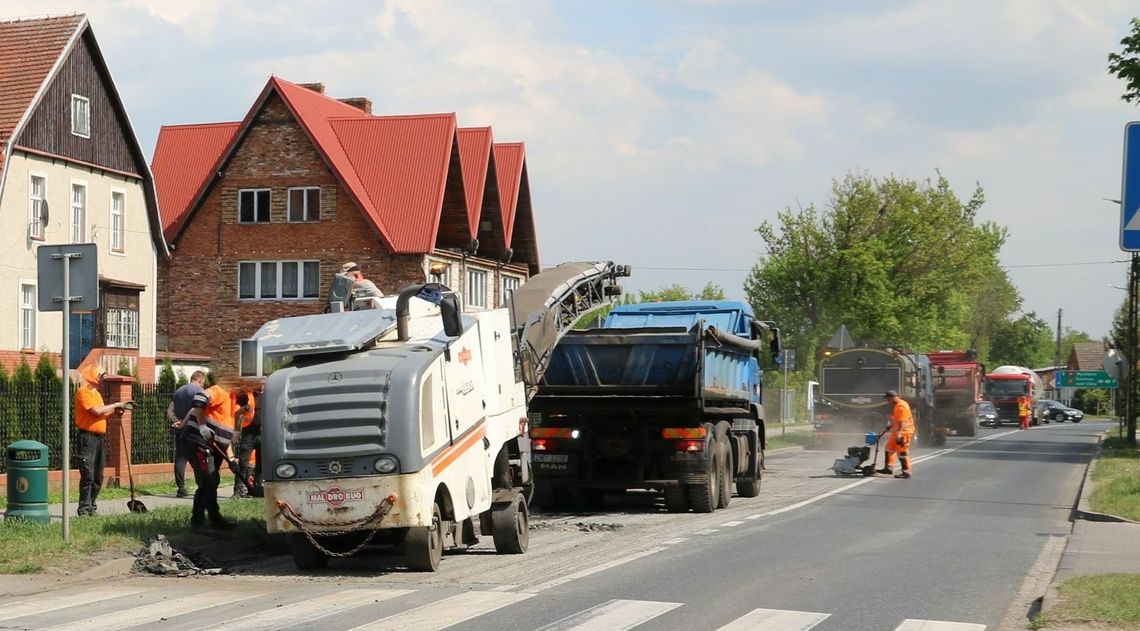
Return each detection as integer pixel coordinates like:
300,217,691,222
0,420,1107,631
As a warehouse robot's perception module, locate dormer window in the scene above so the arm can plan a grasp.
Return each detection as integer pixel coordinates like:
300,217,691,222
71,94,90,138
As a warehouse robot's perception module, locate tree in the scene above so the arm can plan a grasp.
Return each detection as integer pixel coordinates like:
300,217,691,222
158,358,177,393
34,353,60,389
637,283,726,303
12,354,34,385
745,172,1014,370
1108,17,1140,103
987,312,1054,368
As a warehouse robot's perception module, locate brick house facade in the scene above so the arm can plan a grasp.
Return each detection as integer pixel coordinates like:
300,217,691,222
154,78,539,379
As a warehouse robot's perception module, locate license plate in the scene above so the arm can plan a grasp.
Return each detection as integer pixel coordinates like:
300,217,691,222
533,454,569,463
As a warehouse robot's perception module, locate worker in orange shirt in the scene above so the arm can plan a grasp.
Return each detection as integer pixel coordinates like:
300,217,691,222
75,363,131,516
174,382,237,529
876,390,915,479
1018,396,1031,430
231,388,258,498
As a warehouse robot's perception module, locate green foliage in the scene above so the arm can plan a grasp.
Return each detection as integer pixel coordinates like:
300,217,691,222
116,357,132,377
33,354,59,389
176,371,189,387
1108,17,1140,104
12,355,34,385
987,312,1054,368
1072,388,1112,415
637,283,726,303
158,358,177,393
205,371,216,388
745,171,1014,370
0,362,11,390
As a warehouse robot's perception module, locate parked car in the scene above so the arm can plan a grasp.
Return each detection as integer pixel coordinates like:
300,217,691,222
976,401,998,427
1035,399,1083,423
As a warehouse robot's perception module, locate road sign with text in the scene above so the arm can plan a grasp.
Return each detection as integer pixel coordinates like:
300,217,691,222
1121,122,1140,250
1055,370,1118,388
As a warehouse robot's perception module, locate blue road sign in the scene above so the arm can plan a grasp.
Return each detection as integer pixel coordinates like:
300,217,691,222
1121,122,1140,251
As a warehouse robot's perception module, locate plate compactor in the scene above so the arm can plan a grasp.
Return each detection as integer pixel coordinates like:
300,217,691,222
830,431,886,477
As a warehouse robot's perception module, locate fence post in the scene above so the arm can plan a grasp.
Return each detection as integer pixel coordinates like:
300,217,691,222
103,375,135,482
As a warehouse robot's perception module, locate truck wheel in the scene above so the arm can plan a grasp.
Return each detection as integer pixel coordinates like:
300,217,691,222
406,503,444,571
716,440,732,509
290,533,329,570
491,493,529,554
959,418,976,438
688,450,719,514
663,486,688,512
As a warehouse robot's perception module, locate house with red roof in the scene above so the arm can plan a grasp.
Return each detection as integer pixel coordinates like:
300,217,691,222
153,77,539,378
0,14,166,378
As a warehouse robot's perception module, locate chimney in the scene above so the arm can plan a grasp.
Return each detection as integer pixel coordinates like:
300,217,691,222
297,82,325,94
339,97,373,115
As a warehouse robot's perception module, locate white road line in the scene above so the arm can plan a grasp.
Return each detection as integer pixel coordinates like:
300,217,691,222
660,537,690,545
696,528,720,535
719,520,744,527
348,590,533,631
487,584,519,592
894,619,986,630
716,607,830,630
47,590,258,631
521,546,668,594
745,513,764,520
209,588,412,630
537,599,682,631
0,585,149,622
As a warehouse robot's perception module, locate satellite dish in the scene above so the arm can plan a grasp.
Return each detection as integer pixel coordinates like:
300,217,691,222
1105,348,1129,380
41,200,49,226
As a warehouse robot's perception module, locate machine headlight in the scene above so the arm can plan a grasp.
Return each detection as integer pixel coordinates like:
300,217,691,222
373,455,398,474
275,463,297,479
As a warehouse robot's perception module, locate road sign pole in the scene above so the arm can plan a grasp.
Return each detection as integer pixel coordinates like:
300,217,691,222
59,253,71,543
1130,253,1138,445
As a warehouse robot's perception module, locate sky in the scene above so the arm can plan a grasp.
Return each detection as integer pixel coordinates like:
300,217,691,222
8,0,1139,339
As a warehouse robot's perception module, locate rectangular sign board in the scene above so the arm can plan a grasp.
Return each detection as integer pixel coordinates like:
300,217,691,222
1055,370,1118,388
1122,122,1140,251
36,243,99,312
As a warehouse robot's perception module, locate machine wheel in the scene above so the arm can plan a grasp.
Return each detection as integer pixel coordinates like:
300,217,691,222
861,465,875,477
290,533,329,570
663,486,688,512
405,503,444,571
688,445,719,514
716,439,733,509
491,493,529,554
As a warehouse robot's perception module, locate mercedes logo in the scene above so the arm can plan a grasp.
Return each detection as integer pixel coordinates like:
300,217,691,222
328,372,343,383
327,460,343,474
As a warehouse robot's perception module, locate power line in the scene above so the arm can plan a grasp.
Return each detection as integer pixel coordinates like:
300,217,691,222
599,259,1130,273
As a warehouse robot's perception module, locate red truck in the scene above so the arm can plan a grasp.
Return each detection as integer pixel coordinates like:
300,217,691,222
926,350,984,440
982,366,1043,427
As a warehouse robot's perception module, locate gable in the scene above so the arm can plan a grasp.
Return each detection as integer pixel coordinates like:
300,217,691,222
152,122,240,240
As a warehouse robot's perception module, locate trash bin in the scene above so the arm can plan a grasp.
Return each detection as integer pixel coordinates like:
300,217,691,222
5,440,50,523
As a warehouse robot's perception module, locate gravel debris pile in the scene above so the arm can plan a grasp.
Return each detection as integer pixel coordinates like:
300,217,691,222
132,535,224,576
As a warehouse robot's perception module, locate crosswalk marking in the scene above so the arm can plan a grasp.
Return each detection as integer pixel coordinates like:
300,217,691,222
46,590,258,631
348,590,533,631
695,528,719,535
895,620,986,630
716,607,830,630
660,537,690,545
719,520,744,527
209,588,412,630
0,585,149,622
537,599,682,630
521,546,667,593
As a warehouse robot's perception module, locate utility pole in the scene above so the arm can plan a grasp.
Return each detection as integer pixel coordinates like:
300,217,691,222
1054,308,1062,399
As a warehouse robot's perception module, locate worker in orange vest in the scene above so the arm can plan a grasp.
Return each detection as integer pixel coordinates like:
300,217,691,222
232,387,258,498
174,383,237,529
1018,396,1031,430
876,390,915,479
75,363,132,516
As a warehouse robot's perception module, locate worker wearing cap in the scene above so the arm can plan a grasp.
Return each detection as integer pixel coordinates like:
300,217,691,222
174,383,237,529
877,389,915,479
75,363,131,516
341,261,383,307
231,387,258,498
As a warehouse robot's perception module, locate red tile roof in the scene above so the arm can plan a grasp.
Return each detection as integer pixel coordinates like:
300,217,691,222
493,143,525,246
458,127,493,237
0,14,85,173
152,122,239,239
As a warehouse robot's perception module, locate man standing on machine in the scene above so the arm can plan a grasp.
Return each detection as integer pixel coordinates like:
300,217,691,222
877,390,915,479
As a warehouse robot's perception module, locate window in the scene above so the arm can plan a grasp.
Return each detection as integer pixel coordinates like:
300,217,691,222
501,275,522,306
287,187,320,222
466,268,487,308
70,183,86,242
239,189,271,223
19,283,35,349
28,175,46,239
110,191,125,252
238,260,320,300
240,339,260,377
71,95,90,137
105,308,139,348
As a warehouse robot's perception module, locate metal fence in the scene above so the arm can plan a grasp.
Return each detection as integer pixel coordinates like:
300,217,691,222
0,381,175,473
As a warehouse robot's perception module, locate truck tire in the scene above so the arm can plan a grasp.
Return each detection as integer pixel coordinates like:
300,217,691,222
290,533,329,570
736,443,762,498
663,486,688,512
688,448,719,514
491,493,529,554
406,502,444,571
959,418,976,438
716,439,732,509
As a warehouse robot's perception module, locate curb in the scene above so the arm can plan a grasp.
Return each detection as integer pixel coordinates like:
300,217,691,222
1073,431,1140,524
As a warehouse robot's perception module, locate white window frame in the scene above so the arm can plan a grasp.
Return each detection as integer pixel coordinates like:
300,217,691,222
71,94,90,138
466,268,488,309
28,173,47,240
287,186,321,222
109,188,126,254
500,274,522,307
239,338,262,377
237,260,321,301
238,188,272,224
19,281,36,350
70,180,87,243
105,307,139,349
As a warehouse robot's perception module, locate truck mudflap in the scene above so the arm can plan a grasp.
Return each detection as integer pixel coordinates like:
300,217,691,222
265,474,430,535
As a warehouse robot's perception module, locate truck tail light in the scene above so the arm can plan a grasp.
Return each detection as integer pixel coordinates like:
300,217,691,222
533,438,561,451
662,427,707,439
531,427,578,439
675,439,704,452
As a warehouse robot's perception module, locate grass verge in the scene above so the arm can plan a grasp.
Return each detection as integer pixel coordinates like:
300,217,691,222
1033,574,1140,629
767,431,816,451
1090,436,1140,522
0,479,184,511
0,496,266,574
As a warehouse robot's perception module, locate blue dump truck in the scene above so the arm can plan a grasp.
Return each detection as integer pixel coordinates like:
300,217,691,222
527,300,780,513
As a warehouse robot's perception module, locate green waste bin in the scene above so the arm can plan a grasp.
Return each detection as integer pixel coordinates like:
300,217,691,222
5,440,50,523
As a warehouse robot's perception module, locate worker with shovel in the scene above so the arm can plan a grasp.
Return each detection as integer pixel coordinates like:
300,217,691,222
876,390,915,479
175,384,239,530
74,364,132,517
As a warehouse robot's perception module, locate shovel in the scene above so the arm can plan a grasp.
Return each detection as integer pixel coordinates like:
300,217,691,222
208,440,256,494
118,403,147,513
